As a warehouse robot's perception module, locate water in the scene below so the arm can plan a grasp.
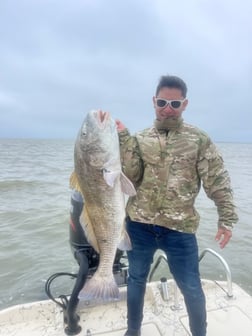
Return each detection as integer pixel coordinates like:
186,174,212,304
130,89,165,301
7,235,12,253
0,139,251,310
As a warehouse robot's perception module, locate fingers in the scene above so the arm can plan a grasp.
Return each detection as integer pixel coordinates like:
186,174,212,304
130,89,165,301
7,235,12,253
115,119,126,131
215,228,232,249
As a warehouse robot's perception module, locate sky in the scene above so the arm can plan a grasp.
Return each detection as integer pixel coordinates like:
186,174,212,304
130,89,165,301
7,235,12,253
0,0,251,142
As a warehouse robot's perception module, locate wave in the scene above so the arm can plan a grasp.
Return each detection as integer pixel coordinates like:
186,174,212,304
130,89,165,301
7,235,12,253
0,179,42,189
0,179,66,191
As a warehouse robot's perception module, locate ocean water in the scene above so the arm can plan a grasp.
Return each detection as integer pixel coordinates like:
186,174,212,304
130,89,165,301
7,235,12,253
0,139,251,310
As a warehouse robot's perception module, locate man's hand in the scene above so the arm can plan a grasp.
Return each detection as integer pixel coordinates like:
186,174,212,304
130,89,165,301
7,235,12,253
215,227,232,249
115,119,126,132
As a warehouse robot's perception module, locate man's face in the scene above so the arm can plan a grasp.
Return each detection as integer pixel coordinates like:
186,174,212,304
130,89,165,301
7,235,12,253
153,87,188,121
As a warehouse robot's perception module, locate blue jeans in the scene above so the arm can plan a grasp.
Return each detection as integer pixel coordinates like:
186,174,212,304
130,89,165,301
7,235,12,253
126,218,206,336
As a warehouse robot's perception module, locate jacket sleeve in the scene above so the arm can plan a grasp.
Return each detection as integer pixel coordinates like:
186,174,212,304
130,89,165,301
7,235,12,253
118,129,144,187
197,138,238,230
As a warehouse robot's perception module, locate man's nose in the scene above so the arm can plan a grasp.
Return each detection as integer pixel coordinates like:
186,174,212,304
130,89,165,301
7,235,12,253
163,104,173,112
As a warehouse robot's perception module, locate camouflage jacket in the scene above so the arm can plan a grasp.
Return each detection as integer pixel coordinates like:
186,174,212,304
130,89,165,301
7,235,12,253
118,121,238,233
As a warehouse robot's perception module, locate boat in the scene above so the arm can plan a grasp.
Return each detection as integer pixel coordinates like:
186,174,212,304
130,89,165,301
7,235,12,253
1,195,252,336
1,246,252,336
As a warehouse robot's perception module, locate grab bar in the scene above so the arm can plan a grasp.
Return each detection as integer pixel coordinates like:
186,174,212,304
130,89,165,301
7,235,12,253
199,247,233,297
148,247,233,310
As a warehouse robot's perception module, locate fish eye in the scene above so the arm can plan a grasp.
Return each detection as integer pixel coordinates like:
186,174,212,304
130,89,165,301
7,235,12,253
81,125,87,136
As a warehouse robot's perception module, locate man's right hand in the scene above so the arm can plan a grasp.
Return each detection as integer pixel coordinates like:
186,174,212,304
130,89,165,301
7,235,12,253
115,119,126,132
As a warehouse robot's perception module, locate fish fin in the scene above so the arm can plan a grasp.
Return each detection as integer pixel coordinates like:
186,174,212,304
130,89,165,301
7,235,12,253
78,273,119,301
117,229,132,251
69,171,82,193
118,218,132,251
103,170,120,187
80,206,100,254
120,172,137,196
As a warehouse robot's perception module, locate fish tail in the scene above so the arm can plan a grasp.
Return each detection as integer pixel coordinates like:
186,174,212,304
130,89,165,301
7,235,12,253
78,273,119,301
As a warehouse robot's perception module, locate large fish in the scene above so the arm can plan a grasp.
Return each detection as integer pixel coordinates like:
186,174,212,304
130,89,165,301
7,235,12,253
70,109,136,301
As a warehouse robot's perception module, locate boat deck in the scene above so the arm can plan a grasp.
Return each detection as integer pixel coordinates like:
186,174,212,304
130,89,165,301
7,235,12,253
1,279,252,336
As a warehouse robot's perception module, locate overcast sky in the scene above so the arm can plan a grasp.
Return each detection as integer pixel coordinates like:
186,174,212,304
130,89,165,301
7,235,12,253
0,0,251,142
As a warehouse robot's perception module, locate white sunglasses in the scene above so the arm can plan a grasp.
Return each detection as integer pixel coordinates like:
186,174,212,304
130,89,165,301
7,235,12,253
155,98,186,109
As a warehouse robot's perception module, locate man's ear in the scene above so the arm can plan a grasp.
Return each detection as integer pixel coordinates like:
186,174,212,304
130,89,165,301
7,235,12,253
182,99,188,110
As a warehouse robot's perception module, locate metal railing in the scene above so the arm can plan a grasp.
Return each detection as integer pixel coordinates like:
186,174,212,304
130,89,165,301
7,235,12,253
148,247,233,310
148,253,168,282
199,247,233,297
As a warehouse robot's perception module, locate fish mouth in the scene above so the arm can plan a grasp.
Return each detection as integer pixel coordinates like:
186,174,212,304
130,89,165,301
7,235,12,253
95,110,110,129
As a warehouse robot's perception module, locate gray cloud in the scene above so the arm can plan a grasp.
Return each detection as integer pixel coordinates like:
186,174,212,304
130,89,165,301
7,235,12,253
0,0,251,142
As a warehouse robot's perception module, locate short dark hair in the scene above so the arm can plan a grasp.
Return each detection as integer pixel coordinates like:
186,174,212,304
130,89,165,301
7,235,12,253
155,75,187,98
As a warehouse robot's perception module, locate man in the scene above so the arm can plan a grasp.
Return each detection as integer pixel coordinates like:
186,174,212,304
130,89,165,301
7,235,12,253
116,75,238,336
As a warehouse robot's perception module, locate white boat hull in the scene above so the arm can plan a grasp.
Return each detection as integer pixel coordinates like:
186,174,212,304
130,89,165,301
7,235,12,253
1,279,252,336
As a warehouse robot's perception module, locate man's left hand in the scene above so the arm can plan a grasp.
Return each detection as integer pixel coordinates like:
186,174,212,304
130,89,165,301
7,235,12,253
215,227,232,249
